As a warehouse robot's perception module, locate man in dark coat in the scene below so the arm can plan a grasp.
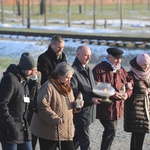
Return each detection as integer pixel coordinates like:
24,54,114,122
71,45,102,150
27,70,41,150
0,52,37,150
37,35,67,85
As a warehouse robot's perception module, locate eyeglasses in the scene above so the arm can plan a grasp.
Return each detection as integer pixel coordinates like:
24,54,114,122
53,44,64,50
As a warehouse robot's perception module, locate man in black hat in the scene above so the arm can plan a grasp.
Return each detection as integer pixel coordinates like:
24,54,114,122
92,47,133,150
0,52,37,150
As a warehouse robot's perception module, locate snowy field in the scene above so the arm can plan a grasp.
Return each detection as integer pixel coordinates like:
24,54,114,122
0,20,150,149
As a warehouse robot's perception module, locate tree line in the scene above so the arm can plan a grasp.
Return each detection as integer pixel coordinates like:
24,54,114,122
1,0,149,30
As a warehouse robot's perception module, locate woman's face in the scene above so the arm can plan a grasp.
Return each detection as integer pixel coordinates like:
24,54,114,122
59,73,73,86
140,64,150,71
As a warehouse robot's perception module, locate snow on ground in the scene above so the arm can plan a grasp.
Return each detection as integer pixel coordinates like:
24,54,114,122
0,18,149,70
0,18,150,35
0,37,148,72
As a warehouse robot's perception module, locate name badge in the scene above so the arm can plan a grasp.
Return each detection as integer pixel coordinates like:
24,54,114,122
24,96,30,103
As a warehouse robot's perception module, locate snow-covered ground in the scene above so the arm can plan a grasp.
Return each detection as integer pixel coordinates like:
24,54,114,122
0,37,149,72
0,19,150,150
0,18,150,35
0,17,149,70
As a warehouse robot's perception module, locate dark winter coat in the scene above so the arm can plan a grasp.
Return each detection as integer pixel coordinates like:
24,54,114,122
28,74,41,124
71,57,96,125
124,57,150,133
0,64,32,143
92,61,133,120
37,46,67,85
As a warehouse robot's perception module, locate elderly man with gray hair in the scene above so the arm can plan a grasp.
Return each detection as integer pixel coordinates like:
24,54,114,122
71,45,102,150
92,47,133,150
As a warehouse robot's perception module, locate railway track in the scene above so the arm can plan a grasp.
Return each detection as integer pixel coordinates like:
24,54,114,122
0,30,150,48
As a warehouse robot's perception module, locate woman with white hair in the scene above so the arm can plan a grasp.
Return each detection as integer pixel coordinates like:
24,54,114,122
124,53,150,150
31,62,81,150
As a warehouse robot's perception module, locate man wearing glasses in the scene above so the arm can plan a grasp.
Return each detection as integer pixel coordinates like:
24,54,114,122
37,35,67,85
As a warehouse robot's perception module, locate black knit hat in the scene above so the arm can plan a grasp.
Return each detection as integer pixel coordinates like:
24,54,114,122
19,52,37,70
107,47,123,58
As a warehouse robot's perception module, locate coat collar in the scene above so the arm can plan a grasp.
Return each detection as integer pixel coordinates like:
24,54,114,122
72,57,89,72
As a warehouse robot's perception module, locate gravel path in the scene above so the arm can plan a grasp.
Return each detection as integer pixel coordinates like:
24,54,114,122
33,117,150,150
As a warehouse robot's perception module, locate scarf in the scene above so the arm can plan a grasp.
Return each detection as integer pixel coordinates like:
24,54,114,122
49,72,71,97
130,66,150,80
130,56,150,80
101,57,121,73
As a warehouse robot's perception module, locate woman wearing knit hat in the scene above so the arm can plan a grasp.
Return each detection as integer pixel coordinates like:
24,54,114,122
124,53,150,150
0,52,37,150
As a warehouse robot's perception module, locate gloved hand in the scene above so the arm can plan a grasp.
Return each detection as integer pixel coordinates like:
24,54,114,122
7,124,19,141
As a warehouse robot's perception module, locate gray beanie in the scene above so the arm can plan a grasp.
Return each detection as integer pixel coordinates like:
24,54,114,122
19,52,37,70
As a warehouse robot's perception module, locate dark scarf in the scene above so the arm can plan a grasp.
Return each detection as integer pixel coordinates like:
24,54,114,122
49,72,71,97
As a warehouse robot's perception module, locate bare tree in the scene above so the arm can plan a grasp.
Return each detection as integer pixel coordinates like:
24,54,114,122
116,0,119,11
22,0,25,25
40,0,45,15
68,0,71,27
44,0,47,26
84,0,88,14
100,0,103,11
13,0,15,14
1,0,4,23
120,0,123,30
93,0,96,29
132,0,134,10
27,0,30,28
16,0,21,15
50,0,52,12
31,0,34,12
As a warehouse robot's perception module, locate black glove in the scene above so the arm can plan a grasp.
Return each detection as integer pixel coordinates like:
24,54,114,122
7,124,19,141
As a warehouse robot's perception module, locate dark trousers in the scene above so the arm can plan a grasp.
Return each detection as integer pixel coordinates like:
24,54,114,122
32,134,38,150
39,137,75,150
100,119,117,150
73,125,90,150
130,132,145,150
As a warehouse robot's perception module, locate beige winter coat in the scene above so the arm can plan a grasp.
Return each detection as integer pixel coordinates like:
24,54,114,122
30,80,75,141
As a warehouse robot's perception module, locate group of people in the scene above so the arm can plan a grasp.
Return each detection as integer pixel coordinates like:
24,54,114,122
0,35,150,150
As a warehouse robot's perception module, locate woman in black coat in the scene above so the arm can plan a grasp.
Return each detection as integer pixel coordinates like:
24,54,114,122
124,53,150,150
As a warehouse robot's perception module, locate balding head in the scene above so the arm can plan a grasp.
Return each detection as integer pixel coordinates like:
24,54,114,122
76,45,91,65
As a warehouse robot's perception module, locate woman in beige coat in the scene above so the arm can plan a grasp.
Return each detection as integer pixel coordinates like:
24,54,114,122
31,62,79,150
